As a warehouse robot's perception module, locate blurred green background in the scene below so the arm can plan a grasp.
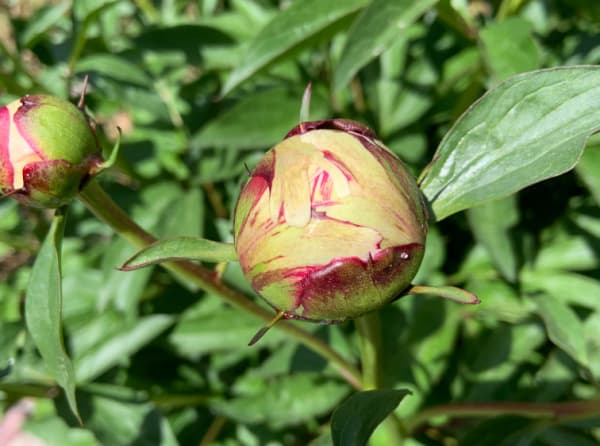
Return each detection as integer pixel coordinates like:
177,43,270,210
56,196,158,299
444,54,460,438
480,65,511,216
1,0,600,445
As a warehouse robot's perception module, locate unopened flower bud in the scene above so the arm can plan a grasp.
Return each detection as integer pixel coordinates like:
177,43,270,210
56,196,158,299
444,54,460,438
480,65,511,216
234,119,428,323
0,95,102,208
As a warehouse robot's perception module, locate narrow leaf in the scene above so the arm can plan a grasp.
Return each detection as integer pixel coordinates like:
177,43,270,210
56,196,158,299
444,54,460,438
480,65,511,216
536,294,589,369
420,66,600,220
25,210,80,422
334,0,437,91
405,285,480,304
331,389,411,446
119,236,237,271
221,0,369,95
20,2,70,48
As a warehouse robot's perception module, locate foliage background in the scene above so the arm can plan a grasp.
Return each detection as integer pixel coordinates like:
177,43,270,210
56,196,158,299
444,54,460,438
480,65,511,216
1,0,600,445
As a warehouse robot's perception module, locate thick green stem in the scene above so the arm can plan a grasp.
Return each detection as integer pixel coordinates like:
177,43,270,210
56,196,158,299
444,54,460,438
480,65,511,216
355,312,382,390
78,179,362,390
407,400,600,434
355,312,405,445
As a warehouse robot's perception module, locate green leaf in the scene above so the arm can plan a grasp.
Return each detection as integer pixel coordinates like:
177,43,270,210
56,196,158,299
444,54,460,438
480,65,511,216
213,373,349,429
20,2,70,48
119,236,237,271
192,87,328,151
56,385,178,446
479,17,541,85
576,146,600,206
168,300,284,359
467,196,519,281
75,54,153,86
535,294,589,369
75,314,174,382
331,389,411,446
221,0,369,95
420,67,600,220
25,210,80,422
333,0,437,91
405,285,480,304
521,269,600,311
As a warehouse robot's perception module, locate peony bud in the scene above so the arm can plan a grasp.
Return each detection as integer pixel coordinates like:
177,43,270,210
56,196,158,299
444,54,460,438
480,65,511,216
234,119,428,323
0,95,102,208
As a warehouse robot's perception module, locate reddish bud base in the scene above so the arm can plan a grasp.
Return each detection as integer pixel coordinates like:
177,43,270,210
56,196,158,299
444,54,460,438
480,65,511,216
253,242,423,322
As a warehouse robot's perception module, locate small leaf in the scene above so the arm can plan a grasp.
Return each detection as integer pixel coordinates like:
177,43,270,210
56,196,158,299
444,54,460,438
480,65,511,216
331,389,411,446
119,236,237,271
535,294,589,369
25,210,80,422
405,285,480,304
221,0,369,95
420,66,600,220
333,0,437,91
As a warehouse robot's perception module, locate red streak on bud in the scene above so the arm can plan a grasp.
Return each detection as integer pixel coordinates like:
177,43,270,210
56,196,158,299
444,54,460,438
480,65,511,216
252,149,275,188
321,150,352,181
0,106,13,189
14,100,46,161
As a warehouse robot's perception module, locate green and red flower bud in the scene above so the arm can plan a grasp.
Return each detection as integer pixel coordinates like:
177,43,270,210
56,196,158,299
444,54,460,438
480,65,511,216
233,119,428,323
0,95,103,208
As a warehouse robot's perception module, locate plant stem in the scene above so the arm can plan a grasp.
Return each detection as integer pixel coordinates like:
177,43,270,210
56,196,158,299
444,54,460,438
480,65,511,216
78,179,362,390
355,312,405,445
407,400,600,434
355,312,382,390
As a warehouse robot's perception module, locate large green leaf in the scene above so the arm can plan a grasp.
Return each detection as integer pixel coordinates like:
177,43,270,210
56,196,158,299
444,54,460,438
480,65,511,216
221,0,369,95
419,66,600,220
25,210,80,422
333,0,437,91
331,389,411,446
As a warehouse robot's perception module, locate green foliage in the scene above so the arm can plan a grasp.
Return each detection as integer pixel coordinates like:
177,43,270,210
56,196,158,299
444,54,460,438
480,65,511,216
2,1,600,445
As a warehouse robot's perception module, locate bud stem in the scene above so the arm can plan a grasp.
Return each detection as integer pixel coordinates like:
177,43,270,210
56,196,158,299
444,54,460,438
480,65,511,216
77,178,362,390
355,311,407,444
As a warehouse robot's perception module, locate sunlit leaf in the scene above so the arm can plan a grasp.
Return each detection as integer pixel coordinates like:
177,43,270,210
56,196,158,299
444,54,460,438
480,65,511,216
25,210,80,422
334,0,437,90
221,0,369,95
420,67,600,220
